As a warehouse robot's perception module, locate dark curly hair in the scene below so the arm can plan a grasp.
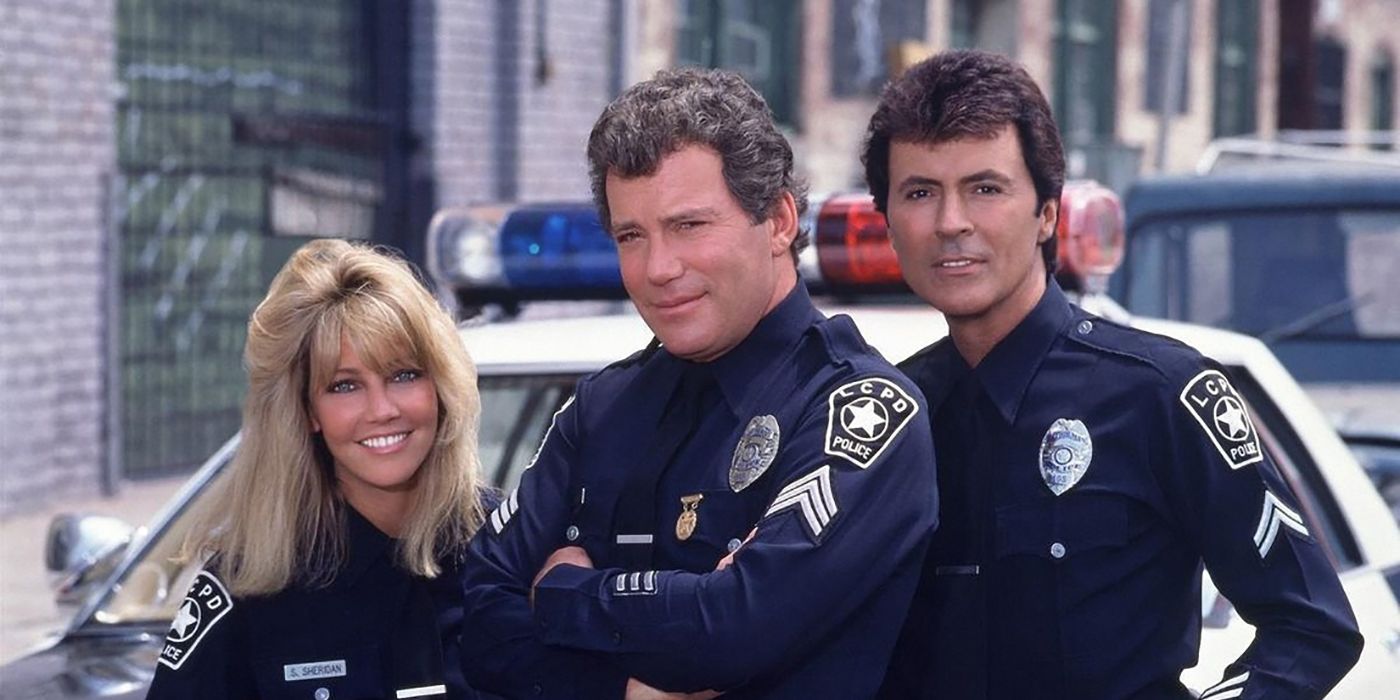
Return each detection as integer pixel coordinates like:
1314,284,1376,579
862,50,1065,273
587,67,809,259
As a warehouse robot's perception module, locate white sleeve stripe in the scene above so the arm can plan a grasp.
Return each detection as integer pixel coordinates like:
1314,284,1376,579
522,394,575,472
769,478,835,523
767,481,828,520
1203,689,1244,700
774,465,830,498
1253,492,1310,557
1265,490,1302,524
768,487,833,525
1202,671,1249,696
771,466,836,514
489,487,521,534
612,570,659,596
396,685,448,698
764,466,838,538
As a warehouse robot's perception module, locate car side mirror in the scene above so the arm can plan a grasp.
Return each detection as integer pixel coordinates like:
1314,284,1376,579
45,514,135,606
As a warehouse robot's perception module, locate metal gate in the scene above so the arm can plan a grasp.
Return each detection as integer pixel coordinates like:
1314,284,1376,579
115,0,409,477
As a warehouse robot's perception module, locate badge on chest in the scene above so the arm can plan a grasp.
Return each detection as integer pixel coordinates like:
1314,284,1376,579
1039,418,1093,495
730,414,780,492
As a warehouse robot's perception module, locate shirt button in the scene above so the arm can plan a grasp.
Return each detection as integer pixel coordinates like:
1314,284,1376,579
1077,320,1094,335
612,630,623,644
565,525,580,541
532,683,544,695
1050,542,1066,559
314,688,330,700
726,538,742,553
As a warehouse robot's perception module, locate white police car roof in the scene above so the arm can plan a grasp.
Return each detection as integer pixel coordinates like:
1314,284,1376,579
458,300,1400,565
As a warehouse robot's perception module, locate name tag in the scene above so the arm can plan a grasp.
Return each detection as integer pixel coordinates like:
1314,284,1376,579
284,659,347,681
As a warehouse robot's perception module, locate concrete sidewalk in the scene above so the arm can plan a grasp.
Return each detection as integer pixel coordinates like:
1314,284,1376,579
0,477,185,665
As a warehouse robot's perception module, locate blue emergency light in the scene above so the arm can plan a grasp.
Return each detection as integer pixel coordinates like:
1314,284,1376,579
428,202,624,304
499,204,621,288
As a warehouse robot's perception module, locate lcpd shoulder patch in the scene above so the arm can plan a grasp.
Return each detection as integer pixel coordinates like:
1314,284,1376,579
1179,369,1263,470
825,377,919,469
158,570,234,670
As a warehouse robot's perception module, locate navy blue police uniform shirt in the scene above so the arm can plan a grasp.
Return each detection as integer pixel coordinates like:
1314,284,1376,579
460,283,939,699
147,505,500,700
881,281,1362,700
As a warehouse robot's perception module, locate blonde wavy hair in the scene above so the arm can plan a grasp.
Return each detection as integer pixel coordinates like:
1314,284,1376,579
182,238,486,596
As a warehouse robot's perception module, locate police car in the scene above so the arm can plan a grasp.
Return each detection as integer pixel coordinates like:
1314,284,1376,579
3,193,1398,698
1114,166,1400,520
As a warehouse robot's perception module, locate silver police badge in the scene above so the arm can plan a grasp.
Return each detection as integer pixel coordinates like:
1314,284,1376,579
1039,418,1093,496
730,414,780,492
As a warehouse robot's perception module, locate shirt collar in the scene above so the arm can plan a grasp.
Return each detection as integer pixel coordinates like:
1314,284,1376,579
901,338,971,414
702,282,822,416
339,502,396,586
972,280,1074,425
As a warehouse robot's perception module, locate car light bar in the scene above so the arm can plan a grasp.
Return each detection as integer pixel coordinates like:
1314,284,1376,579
428,203,624,304
813,194,905,290
428,185,1126,306
1056,180,1125,292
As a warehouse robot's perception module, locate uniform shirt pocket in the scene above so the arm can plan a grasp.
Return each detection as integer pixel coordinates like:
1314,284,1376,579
994,492,1130,561
253,644,386,700
683,488,766,559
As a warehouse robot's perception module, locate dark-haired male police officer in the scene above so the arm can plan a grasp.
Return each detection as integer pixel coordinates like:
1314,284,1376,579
868,50,1361,699
459,68,938,700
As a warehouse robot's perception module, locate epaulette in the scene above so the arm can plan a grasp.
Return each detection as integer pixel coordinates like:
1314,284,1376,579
595,340,658,375
813,314,877,368
1064,312,1202,380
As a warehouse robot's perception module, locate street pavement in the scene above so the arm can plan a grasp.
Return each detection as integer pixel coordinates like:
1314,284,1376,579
0,477,184,665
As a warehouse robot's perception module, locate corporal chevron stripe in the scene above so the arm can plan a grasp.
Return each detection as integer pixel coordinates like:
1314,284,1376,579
489,488,520,534
1200,670,1249,700
764,465,838,540
1253,490,1309,558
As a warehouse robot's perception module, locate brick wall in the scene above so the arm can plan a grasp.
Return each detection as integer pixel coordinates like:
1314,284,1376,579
418,0,618,210
0,0,116,516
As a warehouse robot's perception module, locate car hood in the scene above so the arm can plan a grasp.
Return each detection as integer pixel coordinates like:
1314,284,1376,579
0,634,159,700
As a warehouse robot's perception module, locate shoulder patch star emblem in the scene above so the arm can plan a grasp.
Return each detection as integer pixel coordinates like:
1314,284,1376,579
841,397,889,440
824,377,919,469
1179,369,1263,470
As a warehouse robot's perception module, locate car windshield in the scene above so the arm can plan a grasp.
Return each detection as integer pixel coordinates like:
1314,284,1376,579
1114,208,1400,383
78,373,578,630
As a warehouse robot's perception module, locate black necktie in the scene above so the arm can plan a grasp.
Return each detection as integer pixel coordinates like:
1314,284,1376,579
613,362,712,569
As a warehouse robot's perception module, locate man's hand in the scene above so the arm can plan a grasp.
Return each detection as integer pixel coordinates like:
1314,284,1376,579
715,528,756,571
625,678,721,699
531,546,593,605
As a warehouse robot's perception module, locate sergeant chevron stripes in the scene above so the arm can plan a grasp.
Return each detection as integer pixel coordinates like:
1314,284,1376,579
1200,670,1249,700
764,465,838,540
490,488,520,534
1253,490,1308,558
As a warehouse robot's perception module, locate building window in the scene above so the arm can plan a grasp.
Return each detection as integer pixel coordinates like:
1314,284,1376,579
950,0,1019,56
1314,36,1347,130
828,0,926,98
1213,0,1258,136
1144,0,1192,114
677,0,802,126
1054,0,1117,146
1372,49,1395,149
